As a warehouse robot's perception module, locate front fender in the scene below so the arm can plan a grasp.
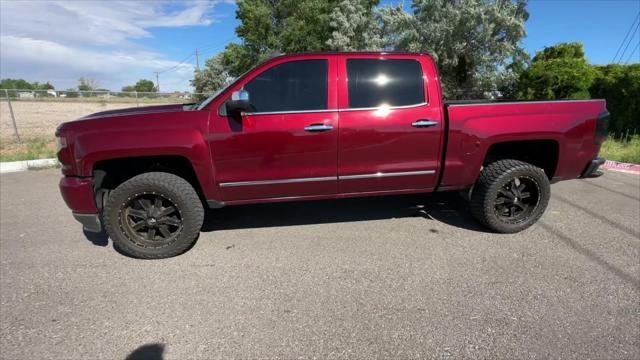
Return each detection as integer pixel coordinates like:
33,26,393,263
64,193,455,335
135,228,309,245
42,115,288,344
73,127,217,199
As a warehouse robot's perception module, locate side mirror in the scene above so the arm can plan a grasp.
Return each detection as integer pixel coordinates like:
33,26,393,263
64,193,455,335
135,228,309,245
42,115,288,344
225,90,251,114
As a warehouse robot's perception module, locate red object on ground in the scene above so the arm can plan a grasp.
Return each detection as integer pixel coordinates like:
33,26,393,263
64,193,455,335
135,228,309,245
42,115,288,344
603,160,640,174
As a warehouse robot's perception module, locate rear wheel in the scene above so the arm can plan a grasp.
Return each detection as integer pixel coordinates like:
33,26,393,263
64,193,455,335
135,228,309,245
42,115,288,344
103,172,204,259
470,159,550,233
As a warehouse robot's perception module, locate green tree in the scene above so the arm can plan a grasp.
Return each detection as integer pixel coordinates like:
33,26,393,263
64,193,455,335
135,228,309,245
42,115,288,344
0,78,55,90
78,77,99,91
590,64,640,132
516,42,596,100
191,54,233,95
326,0,382,51
219,0,341,77
383,0,529,99
133,79,157,93
31,81,55,90
64,88,79,98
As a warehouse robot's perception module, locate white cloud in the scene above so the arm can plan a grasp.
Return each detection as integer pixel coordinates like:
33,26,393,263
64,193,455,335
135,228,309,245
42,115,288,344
0,0,232,91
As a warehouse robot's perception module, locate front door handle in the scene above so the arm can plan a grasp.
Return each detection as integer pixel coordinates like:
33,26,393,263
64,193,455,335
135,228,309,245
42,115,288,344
411,120,438,128
304,124,334,132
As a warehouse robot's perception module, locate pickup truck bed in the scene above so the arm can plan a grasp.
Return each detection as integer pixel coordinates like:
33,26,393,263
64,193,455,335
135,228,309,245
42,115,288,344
441,99,607,190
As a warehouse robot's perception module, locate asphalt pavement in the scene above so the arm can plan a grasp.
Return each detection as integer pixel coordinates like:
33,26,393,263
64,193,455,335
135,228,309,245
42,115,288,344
1,169,639,359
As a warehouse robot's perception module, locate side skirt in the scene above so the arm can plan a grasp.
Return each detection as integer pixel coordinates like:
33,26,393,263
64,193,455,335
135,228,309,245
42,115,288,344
213,187,436,207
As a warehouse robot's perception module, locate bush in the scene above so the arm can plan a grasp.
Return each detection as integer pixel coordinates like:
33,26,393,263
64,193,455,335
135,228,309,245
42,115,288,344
590,64,640,133
600,135,640,164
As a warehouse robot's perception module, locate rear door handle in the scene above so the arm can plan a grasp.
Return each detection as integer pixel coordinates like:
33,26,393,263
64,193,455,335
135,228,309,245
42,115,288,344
411,120,439,128
304,124,334,132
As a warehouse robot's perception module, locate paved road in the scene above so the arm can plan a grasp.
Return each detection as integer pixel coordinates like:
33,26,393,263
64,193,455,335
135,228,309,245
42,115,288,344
1,169,638,359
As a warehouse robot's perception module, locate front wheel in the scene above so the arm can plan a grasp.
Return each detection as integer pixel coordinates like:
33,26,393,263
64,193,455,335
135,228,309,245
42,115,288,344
470,159,550,233
103,172,204,259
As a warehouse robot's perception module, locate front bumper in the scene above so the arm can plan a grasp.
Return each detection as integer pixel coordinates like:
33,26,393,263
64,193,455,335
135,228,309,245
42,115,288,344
73,213,102,232
60,176,101,232
59,176,98,213
581,157,605,178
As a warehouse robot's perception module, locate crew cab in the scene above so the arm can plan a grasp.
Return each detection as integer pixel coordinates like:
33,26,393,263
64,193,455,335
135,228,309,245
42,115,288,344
56,52,608,259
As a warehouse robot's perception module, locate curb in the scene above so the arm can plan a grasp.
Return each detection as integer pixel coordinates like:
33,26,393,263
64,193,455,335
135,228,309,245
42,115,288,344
602,160,640,174
0,158,59,173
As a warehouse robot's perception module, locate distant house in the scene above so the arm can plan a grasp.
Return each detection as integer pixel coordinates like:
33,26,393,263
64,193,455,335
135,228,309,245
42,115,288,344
18,92,35,99
47,90,57,97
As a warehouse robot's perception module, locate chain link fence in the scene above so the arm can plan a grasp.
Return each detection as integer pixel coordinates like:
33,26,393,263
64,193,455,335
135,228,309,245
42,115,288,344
1,89,207,149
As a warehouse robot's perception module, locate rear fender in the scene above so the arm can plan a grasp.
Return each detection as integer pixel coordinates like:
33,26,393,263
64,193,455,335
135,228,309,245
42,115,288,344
442,111,591,188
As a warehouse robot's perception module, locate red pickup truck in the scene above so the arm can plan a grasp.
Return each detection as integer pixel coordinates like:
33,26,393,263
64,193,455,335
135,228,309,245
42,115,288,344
57,52,608,259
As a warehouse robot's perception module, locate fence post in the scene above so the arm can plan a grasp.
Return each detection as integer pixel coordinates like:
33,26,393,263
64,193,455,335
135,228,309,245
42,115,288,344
135,91,139,107
4,89,21,143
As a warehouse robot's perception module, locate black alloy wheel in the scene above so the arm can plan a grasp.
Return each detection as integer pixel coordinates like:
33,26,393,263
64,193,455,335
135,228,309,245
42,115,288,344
103,172,204,259
494,176,541,224
120,192,183,248
470,159,550,233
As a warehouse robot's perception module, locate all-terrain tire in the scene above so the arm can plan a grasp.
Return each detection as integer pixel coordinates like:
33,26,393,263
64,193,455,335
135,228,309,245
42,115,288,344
103,172,204,259
470,159,550,233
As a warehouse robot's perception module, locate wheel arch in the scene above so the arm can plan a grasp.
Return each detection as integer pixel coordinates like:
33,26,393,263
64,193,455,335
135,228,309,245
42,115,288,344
483,139,560,180
92,155,208,210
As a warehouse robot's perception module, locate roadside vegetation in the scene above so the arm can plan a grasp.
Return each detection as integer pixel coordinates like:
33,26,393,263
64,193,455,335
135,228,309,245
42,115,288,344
0,139,56,162
600,135,640,164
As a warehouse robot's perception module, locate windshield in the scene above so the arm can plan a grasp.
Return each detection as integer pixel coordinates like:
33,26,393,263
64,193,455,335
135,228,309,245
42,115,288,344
193,80,236,110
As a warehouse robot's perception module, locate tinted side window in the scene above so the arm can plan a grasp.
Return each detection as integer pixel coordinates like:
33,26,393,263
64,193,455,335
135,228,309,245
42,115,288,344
347,59,424,108
244,59,328,113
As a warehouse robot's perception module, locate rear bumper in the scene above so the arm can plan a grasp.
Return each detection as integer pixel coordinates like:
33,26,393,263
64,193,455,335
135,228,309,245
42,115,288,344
581,157,605,178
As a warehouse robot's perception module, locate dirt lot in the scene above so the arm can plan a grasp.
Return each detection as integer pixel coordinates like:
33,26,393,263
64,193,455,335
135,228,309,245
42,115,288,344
0,99,180,142
0,169,638,359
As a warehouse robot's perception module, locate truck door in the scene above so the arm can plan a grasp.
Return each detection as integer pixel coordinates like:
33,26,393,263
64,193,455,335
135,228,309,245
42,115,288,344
337,55,444,193
210,56,339,201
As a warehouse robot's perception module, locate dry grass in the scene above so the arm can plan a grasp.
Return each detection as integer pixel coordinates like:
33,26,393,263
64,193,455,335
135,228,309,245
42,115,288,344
1,99,186,161
1,100,177,142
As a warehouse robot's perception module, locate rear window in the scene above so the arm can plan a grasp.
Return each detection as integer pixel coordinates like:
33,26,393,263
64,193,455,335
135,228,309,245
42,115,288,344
347,59,425,108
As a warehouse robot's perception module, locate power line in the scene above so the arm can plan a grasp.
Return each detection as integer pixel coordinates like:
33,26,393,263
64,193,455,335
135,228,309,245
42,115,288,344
612,12,640,63
152,37,238,87
156,53,195,74
617,20,640,64
624,41,640,64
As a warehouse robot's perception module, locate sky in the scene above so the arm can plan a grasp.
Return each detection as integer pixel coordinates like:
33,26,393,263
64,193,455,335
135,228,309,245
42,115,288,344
0,0,639,92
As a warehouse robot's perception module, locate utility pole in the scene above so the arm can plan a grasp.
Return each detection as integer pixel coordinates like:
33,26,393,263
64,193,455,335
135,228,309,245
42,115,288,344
195,48,200,71
154,72,160,93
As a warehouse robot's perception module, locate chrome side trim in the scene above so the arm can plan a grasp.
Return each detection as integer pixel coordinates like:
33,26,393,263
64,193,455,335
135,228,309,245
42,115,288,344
241,100,430,115
220,170,436,187
446,99,604,107
219,176,336,187
339,170,435,180
243,109,336,116
338,102,429,112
